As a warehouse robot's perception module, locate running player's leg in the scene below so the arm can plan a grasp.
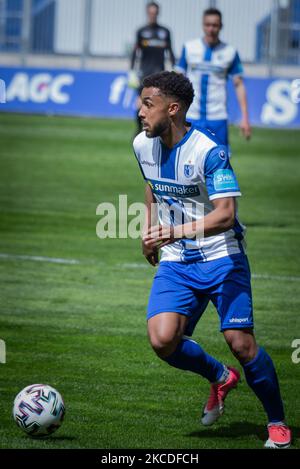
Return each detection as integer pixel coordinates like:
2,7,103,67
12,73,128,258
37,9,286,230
212,254,291,447
147,262,227,383
148,312,226,383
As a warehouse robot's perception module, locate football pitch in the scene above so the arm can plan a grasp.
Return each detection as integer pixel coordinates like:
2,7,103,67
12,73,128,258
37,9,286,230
0,113,299,449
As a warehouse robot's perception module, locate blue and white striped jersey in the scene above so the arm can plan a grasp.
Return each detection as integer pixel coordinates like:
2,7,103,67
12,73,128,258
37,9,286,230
133,126,246,263
176,39,243,121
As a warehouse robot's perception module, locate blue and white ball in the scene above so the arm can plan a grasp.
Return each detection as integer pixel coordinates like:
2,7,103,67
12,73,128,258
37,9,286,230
13,384,65,437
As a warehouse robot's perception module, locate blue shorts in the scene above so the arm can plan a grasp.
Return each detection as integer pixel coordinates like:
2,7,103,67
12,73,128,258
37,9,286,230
187,119,229,147
147,253,254,334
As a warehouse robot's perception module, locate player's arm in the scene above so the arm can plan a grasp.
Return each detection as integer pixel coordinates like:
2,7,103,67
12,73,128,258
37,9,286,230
130,31,140,71
166,30,176,68
143,145,240,248
233,75,251,140
128,31,141,88
142,183,159,266
143,197,236,249
228,51,251,140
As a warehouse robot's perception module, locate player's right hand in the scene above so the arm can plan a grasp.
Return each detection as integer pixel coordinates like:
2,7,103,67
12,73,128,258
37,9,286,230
142,240,159,266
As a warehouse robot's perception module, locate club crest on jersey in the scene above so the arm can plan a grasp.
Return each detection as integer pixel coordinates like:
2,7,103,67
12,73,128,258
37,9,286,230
184,164,194,178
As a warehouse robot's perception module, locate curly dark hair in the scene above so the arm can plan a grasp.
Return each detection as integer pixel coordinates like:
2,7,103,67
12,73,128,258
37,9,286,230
142,71,195,110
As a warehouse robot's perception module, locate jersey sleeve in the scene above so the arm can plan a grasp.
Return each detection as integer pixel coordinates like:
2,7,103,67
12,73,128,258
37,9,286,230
228,51,243,76
175,46,187,73
204,145,241,200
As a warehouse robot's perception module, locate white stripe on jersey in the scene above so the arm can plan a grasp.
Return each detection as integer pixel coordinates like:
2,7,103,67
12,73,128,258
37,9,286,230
133,126,245,263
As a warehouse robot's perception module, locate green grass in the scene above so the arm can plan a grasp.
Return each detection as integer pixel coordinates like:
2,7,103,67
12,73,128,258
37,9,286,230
0,114,299,449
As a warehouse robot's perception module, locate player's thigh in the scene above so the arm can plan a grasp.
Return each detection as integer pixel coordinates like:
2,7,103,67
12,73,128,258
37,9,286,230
210,254,254,332
147,262,206,344
147,312,188,346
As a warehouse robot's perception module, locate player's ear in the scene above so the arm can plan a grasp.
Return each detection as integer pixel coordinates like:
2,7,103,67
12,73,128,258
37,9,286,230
168,102,180,116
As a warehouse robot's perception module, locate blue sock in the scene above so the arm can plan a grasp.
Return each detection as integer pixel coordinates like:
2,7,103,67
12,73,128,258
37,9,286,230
243,347,285,423
163,337,225,383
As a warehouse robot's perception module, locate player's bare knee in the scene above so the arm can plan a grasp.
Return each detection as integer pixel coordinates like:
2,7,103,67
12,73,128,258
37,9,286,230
229,337,257,363
224,329,257,363
149,333,178,358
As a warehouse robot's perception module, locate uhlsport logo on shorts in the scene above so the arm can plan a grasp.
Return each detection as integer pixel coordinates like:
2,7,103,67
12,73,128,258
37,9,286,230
229,317,249,324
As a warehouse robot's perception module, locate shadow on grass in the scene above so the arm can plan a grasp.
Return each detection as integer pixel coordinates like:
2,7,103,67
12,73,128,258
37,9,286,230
26,435,77,442
46,435,77,442
187,422,300,445
187,422,265,441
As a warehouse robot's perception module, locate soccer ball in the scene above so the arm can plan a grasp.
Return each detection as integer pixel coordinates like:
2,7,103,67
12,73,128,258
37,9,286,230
13,384,65,437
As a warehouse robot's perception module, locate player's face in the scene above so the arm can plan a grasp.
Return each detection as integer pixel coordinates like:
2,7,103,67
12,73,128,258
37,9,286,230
147,6,159,24
203,14,222,44
139,87,171,138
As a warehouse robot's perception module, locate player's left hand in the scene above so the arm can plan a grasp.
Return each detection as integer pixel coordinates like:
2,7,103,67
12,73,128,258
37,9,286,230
127,70,140,89
143,224,176,249
240,119,251,140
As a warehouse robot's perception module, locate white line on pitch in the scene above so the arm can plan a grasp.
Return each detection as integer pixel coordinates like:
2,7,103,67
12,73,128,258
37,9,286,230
0,254,299,282
0,253,80,265
252,273,300,282
118,263,300,281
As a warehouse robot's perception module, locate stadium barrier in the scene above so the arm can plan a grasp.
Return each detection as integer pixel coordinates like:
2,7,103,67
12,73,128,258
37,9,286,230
0,67,299,128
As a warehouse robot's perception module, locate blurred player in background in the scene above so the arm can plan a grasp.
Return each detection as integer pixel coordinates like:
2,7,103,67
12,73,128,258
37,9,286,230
128,1,175,134
133,71,291,449
176,8,251,148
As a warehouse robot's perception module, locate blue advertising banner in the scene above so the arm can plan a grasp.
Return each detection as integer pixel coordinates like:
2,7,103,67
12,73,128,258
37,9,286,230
0,67,299,128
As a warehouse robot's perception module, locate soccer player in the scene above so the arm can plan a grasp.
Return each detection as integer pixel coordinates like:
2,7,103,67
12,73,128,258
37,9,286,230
129,1,175,134
176,8,251,147
133,71,291,449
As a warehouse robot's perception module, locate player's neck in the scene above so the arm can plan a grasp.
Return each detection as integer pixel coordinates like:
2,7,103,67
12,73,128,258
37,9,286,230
203,36,220,48
160,123,190,149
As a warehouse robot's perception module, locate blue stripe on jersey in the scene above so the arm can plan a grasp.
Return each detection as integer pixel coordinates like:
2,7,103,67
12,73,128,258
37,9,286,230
200,45,213,120
160,126,195,180
177,46,187,71
180,240,206,262
164,197,185,225
160,146,177,180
